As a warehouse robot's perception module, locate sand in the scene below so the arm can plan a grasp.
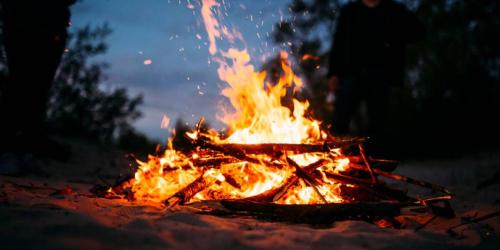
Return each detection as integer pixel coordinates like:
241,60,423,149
1,145,499,250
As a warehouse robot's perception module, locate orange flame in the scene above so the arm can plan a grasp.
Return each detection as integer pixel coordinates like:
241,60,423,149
129,0,350,205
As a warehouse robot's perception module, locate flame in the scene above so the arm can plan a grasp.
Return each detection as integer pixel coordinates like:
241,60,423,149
201,0,220,55
128,0,351,205
216,50,321,144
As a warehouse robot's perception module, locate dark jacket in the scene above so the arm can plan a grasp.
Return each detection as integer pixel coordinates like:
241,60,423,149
328,0,424,86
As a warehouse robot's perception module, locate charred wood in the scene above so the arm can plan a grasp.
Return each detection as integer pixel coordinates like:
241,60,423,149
218,138,367,155
164,174,210,207
347,164,452,195
220,200,405,224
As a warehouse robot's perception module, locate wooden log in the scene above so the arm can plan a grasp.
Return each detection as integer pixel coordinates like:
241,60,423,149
340,185,381,202
223,173,242,189
286,157,328,204
323,172,411,202
220,200,408,224
346,155,399,173
163,157,239,171
241,159,328,203
347,163,452,195
242,175,298,203
218,138,367,155
164,173,211,207
195,138,285,169
347,156,399,169
448,210,500,231
324,172,374,187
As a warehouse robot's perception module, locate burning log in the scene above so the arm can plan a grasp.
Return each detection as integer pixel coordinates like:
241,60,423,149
164,173,211,207
115,118,453,224
162,157,239,171
219,137,367,155
241,177,297,203
194,137,285,169
347,156,399,172
286,157,328,204
223,173,242,189
241,159,328,203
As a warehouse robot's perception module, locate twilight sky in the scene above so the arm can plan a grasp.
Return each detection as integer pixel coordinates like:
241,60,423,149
70,0,293,140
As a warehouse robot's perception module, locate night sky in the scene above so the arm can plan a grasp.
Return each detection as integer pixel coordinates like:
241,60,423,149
71,0,292,140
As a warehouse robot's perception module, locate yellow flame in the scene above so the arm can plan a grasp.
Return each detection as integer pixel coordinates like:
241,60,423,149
128,0,350,205
201,0,220,55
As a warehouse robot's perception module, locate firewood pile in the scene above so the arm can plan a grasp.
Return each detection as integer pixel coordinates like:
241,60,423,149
95,121,455,227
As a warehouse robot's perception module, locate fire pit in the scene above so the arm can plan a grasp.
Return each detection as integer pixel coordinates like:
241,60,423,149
99,118,454,226
95,0,454,227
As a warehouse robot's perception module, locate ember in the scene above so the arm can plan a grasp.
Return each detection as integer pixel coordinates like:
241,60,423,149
109,0,454,224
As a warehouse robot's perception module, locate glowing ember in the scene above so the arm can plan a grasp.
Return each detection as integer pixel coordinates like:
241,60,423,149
161,114,171,129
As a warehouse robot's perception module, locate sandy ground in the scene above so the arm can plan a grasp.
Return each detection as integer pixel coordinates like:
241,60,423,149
1,143,499,250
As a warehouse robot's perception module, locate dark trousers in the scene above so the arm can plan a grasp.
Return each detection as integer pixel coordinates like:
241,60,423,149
332,71,391,147
0,27,66,139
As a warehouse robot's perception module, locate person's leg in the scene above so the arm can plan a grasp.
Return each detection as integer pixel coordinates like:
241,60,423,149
332,76,362,135
364,74,391,157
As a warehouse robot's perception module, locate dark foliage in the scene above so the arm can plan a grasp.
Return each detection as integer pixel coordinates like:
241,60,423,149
271,0,500,157
47,24,144,143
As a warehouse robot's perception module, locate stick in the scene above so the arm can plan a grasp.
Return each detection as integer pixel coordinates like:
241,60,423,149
448,210,500,230
347,156,399,172
286,157,328,204
219,138,367,155
323,172,410,202
358,144,378,184
241,159,327,203
324,172,374,187
220,200,406,223
162,157,239,171
194,137,285,169
164,173,210,207
223,173,242,189
348,163,452,195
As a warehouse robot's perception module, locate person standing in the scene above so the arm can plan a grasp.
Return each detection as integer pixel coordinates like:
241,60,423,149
328,0,423,154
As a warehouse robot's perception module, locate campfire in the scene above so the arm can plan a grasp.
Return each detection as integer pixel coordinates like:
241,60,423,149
99,0,454,225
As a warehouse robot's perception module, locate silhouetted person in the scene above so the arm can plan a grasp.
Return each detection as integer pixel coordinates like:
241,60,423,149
328,0,423,154
0,0,75,158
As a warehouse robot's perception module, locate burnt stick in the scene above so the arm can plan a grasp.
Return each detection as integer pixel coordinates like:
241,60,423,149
195,138,285,169
219,138,367,155
241,159,328,203
164,173,210,207
348,163,452,195
358,144,378,184
286,157,328,204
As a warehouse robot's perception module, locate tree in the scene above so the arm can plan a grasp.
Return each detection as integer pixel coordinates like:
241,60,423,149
47,24,144,142
405,0,500,148
272,0,500,155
